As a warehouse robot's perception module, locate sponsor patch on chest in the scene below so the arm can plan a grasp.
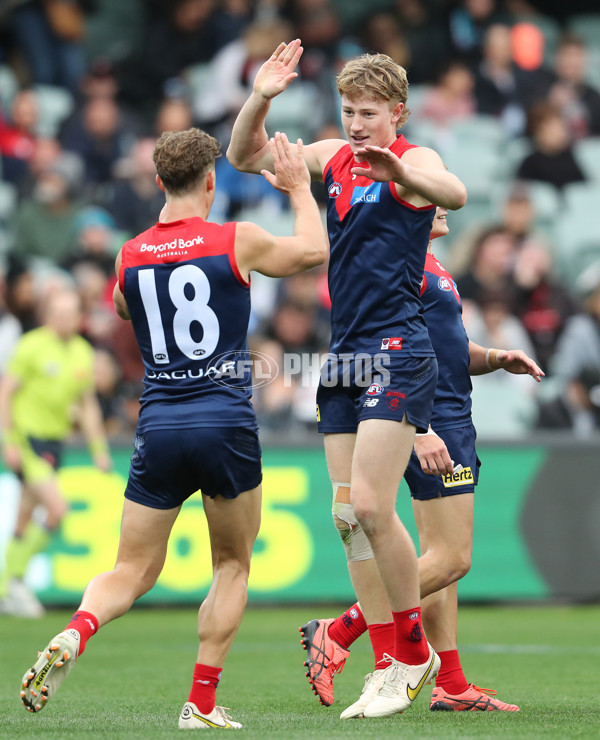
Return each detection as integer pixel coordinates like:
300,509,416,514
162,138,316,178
351,182,381,205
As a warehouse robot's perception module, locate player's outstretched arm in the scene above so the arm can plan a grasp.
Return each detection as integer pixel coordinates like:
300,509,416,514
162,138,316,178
351,145,467,210
414,428,454,476
227,39,303,175
235,132,327,278
468,341,545,382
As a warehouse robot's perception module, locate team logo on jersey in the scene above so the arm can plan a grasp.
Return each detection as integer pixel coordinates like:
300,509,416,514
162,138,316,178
363,397,379,407
366,383,384,396
442,466,474,487
438,276,454,292
351,182,381,205
328,182,342,198
386,390,406,411
381,337,403,351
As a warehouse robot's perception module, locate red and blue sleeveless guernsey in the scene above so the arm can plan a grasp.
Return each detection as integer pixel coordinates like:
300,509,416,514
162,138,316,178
421,252,471,430
323,135,435,357
119,217,257,432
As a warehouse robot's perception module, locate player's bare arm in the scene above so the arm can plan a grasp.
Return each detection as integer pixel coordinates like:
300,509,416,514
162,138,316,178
227,39,343,179
414,429,454,476
78,391,112,472
0,373,22,472
236,132,327,279
351,145,467,210
113,250,131,320
468,341,545,381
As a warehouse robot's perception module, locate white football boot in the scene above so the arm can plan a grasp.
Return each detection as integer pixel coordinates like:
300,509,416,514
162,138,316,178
179,702,242,729
363,645,440,718
20,629,80,712
339,668,387,719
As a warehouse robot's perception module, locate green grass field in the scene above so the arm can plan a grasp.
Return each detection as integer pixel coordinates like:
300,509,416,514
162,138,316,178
1,604,599,739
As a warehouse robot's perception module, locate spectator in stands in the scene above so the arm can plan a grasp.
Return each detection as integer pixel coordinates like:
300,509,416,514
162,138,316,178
511,239,579,371
155,97,194,135
517,102,586,191
211,0,254,51
472,23,530,135
419,61,476,127
361,12,410,70
284,0,341,70
534,33,600,139
3,257,38,334
73,262,115,348
448,0,508,63
120,0,219,108
13,137,62,198
61,205,117,278
108,138,165,236
384,0,451,85
0,89,38,184
193,17,294,130
9,0,88,94
14,152,85,263
0,268,22,372
464,290,538,379
500,182,544,248
549,279,600,434
60,96,132,188
456,226,517,309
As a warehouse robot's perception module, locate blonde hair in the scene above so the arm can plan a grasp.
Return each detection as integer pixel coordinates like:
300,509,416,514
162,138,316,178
153,128,221,195
336,53,410,127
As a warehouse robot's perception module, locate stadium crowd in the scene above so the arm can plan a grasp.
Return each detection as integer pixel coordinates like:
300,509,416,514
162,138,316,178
1,0,600,441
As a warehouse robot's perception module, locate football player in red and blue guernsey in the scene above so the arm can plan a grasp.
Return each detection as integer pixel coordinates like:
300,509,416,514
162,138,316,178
228,42,468,718
299,208,543,713
19,128,327,729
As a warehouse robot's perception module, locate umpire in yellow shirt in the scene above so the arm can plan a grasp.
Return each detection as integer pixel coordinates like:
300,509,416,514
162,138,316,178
0,289,111,617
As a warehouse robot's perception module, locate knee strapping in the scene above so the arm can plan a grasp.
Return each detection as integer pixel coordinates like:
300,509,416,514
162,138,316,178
331,481,374,562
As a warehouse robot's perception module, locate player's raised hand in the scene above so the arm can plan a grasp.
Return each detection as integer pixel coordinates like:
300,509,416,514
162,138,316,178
351,145,407,183
493,349,545,382
414,431,454,476
253,39,303,101
261,132,310,194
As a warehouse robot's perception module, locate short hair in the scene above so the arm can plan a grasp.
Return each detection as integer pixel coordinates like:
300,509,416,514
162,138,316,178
153,128,221,196
336,53,410,127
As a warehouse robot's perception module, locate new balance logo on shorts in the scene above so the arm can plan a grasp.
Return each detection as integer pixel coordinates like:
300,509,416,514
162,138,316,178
381,337,403,350
442,466,474,487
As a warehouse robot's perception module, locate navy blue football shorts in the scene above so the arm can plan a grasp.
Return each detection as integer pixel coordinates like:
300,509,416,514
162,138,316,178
404,422,480,500
316,355,438,434
124,426,262,509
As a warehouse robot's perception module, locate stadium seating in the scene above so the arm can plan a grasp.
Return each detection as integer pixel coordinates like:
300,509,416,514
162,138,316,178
235,205,296,236
0,64,18,113
470,377,537,437
33,85,74,138
84,0,145,63
567,14,600,53
573,137,600,181
0,181,17,225
553,183,600,284
448,115,508,152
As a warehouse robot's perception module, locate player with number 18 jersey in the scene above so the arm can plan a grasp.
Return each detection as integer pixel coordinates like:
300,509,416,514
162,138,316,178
119,216,261,507
120,217,256,431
